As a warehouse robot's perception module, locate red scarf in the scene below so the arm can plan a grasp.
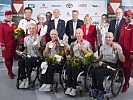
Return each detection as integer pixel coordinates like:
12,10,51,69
25,18,31,22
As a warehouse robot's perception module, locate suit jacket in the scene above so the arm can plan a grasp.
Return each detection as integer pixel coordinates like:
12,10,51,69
47,19,65,40
108,18,125,42
65,19,84,44
80,25,97,50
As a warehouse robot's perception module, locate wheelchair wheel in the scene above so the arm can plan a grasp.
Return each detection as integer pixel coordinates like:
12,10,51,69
16,67,21,89
111,68,124,96
37,66,43,84
59,66,67,88
29,67,38,88
84,65,93,91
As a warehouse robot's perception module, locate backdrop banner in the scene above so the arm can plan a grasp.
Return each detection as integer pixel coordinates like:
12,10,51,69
0,4,11,22
24,0,107,25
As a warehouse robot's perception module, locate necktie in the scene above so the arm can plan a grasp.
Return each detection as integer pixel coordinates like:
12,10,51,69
114,19,119,42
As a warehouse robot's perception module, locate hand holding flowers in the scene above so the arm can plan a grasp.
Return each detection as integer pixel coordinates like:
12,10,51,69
14,28,25,40
83,51,96,66
68,56,82,67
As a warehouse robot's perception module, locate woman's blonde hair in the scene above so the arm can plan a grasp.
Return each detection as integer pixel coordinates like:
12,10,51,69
37,13,45,20
84,14,92,24
53,9,60,14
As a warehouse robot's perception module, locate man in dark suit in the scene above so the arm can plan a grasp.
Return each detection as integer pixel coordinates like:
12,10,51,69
65,10,84,44
47,9,65,41
108,8,125,42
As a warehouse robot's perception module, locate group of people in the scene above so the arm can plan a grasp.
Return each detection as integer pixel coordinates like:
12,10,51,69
0,6,133,100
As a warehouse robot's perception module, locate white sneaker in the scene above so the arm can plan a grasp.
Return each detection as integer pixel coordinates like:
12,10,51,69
19,79,26,88
42,84,51,92
65,88,72,95
69,88,76,96
24,80,29,88
19,80,25,88
39,84,47,91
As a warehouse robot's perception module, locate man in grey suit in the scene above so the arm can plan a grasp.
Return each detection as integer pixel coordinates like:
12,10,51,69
65,10,84,44
108,8,125,42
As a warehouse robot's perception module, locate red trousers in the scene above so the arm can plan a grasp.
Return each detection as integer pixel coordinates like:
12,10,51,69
4,58,14,75
123,67,131,87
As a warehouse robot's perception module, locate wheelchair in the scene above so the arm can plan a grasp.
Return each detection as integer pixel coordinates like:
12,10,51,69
39,57,67,92
62,64,92,95
16,55,43,89
89,61,124,100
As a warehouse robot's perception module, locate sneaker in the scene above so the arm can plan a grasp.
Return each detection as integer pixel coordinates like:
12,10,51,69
91,89,98,98
19,79,26,88
42,84,51,92
69,88,76,96
39,84,47,91
96,90,104,100
24,80,29,88
65,88,72,95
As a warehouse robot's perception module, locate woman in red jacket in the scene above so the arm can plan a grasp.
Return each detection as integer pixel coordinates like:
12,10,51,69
119,10,133,92
0,11,17,79
81,14,97,52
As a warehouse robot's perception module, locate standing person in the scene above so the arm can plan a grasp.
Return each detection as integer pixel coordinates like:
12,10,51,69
65,28,92,96
37,13,47,43
97,14,109,55
17,23,45,88
108,8,125,42
47,9,65,41
18,7,36,51
0,11,17,79
44,12,52,25
119,10,133,93
66,10,84,44
81,14,97,52
97,14,109,47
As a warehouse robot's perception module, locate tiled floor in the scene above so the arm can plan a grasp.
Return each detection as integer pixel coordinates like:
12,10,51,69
0,61,133,100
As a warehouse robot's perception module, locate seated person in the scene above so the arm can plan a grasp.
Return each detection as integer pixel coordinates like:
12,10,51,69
90,32,125,100
65,28,92,96
17,23,45,88
39,29,69,92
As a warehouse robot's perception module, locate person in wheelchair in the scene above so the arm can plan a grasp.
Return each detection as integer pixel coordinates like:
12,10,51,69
90,32,125,100
65,28,92,96
39,29,69,92
17,23,45,88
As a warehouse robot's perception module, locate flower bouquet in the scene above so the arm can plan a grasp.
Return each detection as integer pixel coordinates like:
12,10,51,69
14,28,25,40
44,55,58,65
68,56,82,67
83,51,96,65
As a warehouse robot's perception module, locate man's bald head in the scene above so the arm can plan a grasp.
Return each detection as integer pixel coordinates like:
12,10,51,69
50,29,58,41
28,23,37,35
105,32,114,44
75,28,84,41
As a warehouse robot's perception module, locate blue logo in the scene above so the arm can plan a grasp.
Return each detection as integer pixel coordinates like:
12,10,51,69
28,4,35,8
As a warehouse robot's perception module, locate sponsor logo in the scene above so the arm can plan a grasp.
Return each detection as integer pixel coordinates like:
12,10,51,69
28,4,35,8
78,4,87,7
66,3,73,8
93,21,99,25
40,3,48,8
66,12,70,16
92,5,101,7
51,5,61,7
